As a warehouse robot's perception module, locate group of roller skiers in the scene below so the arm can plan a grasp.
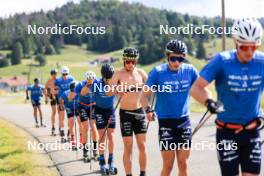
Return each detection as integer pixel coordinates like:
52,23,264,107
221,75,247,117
26,18,264,176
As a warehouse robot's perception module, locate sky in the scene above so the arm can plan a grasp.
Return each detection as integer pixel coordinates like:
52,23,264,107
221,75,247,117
0,0,263,19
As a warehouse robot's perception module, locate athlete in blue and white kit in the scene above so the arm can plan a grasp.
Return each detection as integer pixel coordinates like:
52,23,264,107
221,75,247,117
191,18,263,176
55,66,75,142
145,40,198,176
75,71,99,161
26,78,46,128
60,81,81,149
91,64,117,175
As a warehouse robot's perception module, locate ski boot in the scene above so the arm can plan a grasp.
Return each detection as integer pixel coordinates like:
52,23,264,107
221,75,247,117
92,150,99,161
83,146,91,163
51,127,56,136
35,123,39,128
108,162,117,175
100,164,109,175
60,129,67,143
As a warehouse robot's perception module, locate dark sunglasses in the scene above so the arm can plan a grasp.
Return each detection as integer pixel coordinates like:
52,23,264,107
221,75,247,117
62,73,68,76
169,56,185,63
124,60,137,65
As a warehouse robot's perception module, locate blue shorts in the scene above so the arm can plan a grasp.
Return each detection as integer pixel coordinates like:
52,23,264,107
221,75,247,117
94,106,115,129
66,107,79,118
216,129,262,176
31,99,41,107
78,105,95,122
158,117,192,151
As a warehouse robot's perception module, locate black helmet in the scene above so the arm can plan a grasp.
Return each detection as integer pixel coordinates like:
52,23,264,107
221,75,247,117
50,68,58,75
166,40,187,55
34,78,40,83
101,64,114,79
122,47,139,60
69,81,77,92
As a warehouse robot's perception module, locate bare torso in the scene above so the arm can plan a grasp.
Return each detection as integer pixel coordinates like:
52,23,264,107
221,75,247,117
45,78,58,96
116,68,146,110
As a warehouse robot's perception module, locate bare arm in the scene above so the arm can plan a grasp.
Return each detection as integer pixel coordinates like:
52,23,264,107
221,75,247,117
138,68,150,108
190,77,213,106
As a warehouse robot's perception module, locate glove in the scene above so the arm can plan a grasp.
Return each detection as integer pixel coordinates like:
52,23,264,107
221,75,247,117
205,99,224,114
26,96,29,100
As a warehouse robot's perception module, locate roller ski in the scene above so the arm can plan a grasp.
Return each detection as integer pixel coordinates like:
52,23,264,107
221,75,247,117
60,129,67,143
92,150,99,161
100,164,109,175
35,123,39,128
40,122,46,128
51,127,56,136
83,154,91,163
83,147,91,163
108,161,117,175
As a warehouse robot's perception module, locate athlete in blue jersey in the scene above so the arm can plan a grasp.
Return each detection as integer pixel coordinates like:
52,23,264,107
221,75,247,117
191,18,263,176
60,81,81,149
26,78,46,128
55,66,75,142
75,71,99,161
144,40,198,176
91,64,117,175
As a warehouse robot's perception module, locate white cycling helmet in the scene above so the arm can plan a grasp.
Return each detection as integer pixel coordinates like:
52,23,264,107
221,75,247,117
85,71,96,80
61,66,70,74
232,18,263,45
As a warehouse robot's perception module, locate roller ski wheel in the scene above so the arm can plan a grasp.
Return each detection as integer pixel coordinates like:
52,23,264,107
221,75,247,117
35,123,39,128
100,164,109,175
83,155,91,163
108,164,117,175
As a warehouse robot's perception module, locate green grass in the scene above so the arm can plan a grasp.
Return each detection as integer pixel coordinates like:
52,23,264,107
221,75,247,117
0,119,58,176
2,37,264,111
0,50,11,55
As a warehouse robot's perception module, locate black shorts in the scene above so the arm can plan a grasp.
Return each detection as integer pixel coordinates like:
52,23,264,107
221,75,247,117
95,106,116,130
66,107,79,118
78,105,95,122
119,108,147,137
31,99,41,107
216,129,261,176
50,94,59,106
158,117,192,151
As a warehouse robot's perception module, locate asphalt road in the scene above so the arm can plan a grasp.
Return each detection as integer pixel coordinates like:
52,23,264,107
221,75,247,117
0,97,263,176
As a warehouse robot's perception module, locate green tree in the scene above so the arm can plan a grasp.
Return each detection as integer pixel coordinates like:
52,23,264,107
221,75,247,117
45,44,55,55
0,58,9,67
35,54,46,66
196,40,206,59
11,42,23,65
